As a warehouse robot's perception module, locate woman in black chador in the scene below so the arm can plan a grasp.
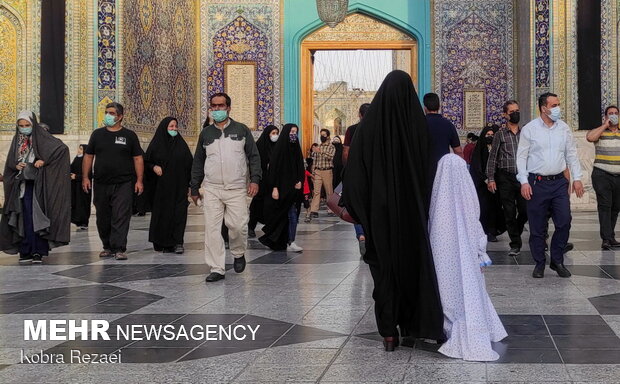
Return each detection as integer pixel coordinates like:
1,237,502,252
342,70,445,351
248,125,279,238
70,144,92,230
469,124,506,242
259,124,305,252
0,111,71,264
144,117,193,253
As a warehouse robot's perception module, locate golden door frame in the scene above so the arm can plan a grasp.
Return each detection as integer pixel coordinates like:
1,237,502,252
300,40,418,155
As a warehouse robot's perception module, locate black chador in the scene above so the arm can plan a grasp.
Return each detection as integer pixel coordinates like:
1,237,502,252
249,125,279,232
70,144,92,228
144,117,193,252
342,70,445,344
259,124,304,250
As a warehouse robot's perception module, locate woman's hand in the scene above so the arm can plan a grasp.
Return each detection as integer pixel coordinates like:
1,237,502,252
272,187,279,200
70,173,76,180
34,160,44,168
16,162,26,171
153,165,163,176
294,182,302,190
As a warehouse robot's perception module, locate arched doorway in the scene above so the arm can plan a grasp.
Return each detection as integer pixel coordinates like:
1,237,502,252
300,13,418,154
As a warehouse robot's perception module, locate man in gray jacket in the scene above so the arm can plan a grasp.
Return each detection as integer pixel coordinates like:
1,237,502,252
191,93,262,282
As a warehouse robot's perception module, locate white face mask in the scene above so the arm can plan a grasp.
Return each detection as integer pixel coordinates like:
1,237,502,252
270,135,279,143
548,106,561,122
609,114,619,126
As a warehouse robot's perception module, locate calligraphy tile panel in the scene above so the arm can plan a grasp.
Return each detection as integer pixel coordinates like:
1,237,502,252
201,1,281,131
433,0,514,134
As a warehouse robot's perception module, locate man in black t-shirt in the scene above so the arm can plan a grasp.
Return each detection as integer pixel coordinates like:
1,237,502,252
423,93,463,185
82,102,144,260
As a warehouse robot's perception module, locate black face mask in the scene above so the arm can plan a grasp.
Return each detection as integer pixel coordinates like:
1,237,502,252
485,136,494,145
320,136,328,143
508,111,520,124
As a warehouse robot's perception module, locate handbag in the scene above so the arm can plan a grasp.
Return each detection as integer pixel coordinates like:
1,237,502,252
327,183,357,224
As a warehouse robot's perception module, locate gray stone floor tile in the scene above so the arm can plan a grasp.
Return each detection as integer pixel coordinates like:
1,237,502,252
234,364,326,383
486,363,570,381
321,363,408,382
404,363,486,382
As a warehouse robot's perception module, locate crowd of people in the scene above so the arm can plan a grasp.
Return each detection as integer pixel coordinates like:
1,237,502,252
1,69,617,361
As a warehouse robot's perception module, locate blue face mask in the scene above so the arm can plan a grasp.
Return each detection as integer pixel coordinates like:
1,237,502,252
211,110,228,123
548,106,561,122
168,129,178,137
18,127,32,136
103,113,117,127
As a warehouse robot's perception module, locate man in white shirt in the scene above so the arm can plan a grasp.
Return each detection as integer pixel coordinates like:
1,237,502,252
516,92,584,279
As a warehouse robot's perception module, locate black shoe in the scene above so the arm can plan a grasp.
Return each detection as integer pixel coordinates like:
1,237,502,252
563,243,574,253
248,229,256,238
174,245,184,254
19,255,33,264
508,248,521,256
234,255,246,273
163,248,175,254
610,239,620,248
532,265,545,278
550,262,571,278
32,254,43,264
136,212,145,217
205,272,225,282
487,234,498,242
153,245,163,252
602,240,613,250
311,212,319,218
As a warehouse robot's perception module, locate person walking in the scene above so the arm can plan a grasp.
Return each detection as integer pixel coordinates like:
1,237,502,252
308,129,335,220
517,93,583,278
487,100,527,256
248,125,279,238
144,117,193,253
0,111,71,264
82,102,144,261
470,124,505,242
259,124,305,252
70,144,91,230
190,93,262,282
430,154,507,361
343,70,445,351
587,105,620,250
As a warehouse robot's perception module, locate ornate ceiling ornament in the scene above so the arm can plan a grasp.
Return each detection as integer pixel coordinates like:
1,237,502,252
316,0,349,28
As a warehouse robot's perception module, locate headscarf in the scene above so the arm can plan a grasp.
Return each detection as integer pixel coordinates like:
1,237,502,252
342,70,444,340
145,117,185,165
255,125,279,173
470,124,499,184
16,110,34,161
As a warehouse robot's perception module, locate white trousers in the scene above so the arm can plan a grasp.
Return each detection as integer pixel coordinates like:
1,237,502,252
203,186,249,275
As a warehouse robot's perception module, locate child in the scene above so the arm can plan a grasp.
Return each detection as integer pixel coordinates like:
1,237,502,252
428,154,507,361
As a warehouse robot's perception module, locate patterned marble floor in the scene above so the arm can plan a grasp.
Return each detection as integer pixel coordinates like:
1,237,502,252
0,207,619,383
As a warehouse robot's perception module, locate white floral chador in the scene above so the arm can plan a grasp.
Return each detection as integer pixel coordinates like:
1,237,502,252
429,154,507,361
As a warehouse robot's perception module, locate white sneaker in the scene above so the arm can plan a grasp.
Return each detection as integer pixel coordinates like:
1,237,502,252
287,242,303,253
